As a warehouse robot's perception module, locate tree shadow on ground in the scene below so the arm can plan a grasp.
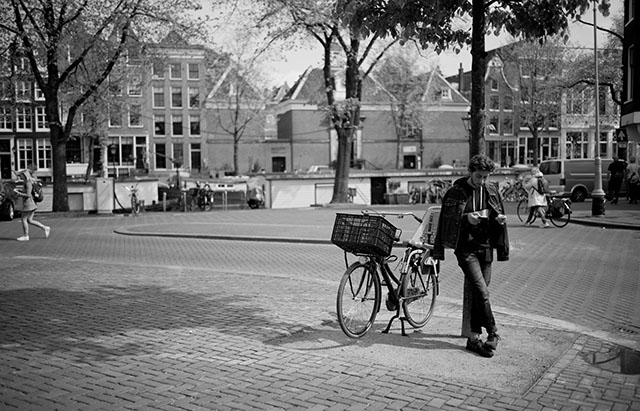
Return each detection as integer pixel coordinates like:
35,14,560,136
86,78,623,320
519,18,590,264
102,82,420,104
0,285,304,362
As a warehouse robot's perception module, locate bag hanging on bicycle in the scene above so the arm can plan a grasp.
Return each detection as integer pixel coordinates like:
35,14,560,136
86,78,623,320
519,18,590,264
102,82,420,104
549,199,566,218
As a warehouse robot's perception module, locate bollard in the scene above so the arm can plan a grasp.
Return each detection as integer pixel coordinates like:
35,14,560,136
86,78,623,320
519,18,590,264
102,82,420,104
183,192,187,212
163,192,167,212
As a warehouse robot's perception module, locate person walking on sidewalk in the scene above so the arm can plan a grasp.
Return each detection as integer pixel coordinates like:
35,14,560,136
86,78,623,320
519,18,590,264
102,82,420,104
626,157,639,204
523,167,549,228
433,154,509,358
607,155,627,205
14,163,50,241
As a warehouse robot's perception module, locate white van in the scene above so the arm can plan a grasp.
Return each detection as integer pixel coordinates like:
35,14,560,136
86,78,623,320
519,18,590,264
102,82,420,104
539,158,617,202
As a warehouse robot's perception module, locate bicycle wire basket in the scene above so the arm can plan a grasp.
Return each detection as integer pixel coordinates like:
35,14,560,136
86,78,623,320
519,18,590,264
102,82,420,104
331,213,398,257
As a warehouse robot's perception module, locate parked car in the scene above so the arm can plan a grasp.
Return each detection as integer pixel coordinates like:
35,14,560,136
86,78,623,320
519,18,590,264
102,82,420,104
0,181,18,221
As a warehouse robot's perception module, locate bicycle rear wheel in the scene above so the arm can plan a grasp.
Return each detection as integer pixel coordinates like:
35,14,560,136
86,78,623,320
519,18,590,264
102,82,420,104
336,261,381,338
516,199,530,223
401,260,437,328
549,210,570,227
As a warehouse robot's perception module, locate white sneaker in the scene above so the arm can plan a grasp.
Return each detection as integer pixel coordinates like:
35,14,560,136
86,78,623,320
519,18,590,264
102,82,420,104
17,236,29,241
44,226,50,238
540,223,550,228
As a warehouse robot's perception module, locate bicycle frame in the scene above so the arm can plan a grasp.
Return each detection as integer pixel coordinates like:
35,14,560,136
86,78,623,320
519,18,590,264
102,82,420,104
340,240,440,336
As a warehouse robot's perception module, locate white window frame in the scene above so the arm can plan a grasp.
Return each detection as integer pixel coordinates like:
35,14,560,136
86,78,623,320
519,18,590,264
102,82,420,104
128,104,143,127
152,62,164,79
172,115,183,136
154,114,166,136
170,63,182,79
188,63,200,80
188,87,199,108
109,106,122,128
189,115,200,136
36,138,52,169
35,106,48,130
0,106,11,130
171,87,182,108
16,138,33,170
16,81,31,101
153,86,165,108
16,106,32,131
128,75,142,96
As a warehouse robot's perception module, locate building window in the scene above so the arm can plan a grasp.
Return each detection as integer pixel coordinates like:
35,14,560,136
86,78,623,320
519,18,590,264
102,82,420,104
0,81,11,100
503,95,513,111
172,115,183,135
599,132,608,157
489,116,499,134
66,137,82,163
439,89,451,100
154,115,165,135
16,139,33,170
109,77,123,96
16,81,32,101
129,104,142,127
109,106,122,127
566,89,590,114
189,115,200,135
171,87,182,108
190,143,201,170
152,62,164,79
35,85,45,100
36,106,48,130
128,75,142,96
173,143,184,167
188,87,199,108
170,63,181,79
153,87,165,108
16,106,32,131
567,131,589,159
502,116,513,135
188,63,199,80
0,106,12,130
135,136,147,170
489,95,500,110
490,78,498,91
155,143,166,169
36,138,52,169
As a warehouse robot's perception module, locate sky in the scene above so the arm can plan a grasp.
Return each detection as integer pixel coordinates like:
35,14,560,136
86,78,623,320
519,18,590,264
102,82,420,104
250,1,623,87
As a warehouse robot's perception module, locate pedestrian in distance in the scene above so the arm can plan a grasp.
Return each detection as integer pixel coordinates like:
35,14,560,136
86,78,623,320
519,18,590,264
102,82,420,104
13,163,50,241
607,155,627,205
523,167,549,228
626,156,639,204
433,154,509,358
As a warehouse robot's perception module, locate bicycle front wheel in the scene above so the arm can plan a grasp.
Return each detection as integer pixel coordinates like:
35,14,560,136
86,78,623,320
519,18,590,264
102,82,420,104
549,210,570,228
336,262,381,338
401,261,437,328
131,197,140,216
516,199,529,223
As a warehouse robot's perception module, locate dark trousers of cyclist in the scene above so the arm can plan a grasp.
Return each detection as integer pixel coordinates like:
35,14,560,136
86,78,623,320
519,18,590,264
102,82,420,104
455,250,497,338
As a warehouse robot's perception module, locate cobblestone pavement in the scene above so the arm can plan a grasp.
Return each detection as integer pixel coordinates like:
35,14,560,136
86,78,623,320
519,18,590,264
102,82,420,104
0,206,639,410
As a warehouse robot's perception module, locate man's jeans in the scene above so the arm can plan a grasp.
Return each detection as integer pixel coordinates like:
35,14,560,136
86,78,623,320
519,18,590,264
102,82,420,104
455,249,497,336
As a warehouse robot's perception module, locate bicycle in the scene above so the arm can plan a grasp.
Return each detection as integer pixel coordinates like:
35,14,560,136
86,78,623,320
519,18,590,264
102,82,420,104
516,192,572,227
331,206,441,338
126,184,142,216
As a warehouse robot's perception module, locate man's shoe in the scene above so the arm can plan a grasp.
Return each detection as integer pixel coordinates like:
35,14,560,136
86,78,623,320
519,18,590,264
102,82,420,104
44,226,50,238
17,236,29,242
466,338,494,358
484,333,501,351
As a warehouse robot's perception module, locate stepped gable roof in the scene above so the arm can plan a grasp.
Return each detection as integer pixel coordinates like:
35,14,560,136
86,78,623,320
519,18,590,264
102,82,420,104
280,67,393,104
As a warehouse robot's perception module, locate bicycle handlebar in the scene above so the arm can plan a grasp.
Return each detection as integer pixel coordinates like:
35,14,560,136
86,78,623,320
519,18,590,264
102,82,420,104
361,208,423,223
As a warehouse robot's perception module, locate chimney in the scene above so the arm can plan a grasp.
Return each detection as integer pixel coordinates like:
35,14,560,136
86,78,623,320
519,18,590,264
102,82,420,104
458,63,464,93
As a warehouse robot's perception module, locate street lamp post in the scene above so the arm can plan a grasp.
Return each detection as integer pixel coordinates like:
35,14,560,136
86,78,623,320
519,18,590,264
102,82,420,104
591,2,606,216
109,144,117,210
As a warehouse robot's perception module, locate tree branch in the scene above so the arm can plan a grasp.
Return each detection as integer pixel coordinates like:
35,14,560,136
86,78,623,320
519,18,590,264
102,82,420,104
576,17,623,42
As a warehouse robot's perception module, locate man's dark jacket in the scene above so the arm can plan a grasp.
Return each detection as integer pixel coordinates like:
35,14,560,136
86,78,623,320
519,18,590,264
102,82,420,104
433,177,509,261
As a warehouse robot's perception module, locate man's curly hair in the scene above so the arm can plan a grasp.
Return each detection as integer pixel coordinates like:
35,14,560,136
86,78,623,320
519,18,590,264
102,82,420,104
468,154,496,173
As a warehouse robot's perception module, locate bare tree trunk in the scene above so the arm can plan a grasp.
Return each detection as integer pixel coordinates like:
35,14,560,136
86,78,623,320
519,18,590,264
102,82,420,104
470,0,487,159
